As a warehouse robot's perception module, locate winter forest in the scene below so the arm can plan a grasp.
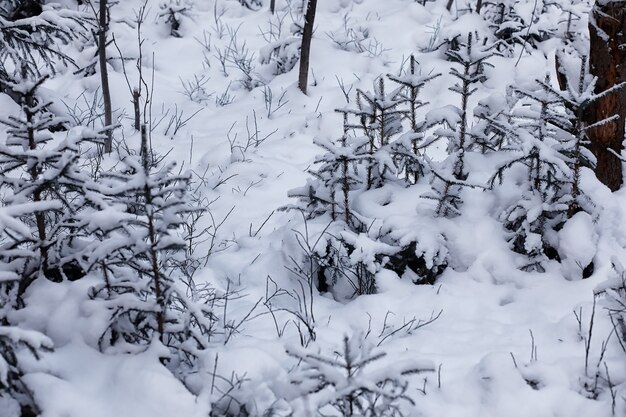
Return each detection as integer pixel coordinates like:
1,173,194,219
2,0,626,416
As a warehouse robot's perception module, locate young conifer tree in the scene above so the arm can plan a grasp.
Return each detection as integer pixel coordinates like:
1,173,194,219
490,78,572,271
0,78,103,293
422,34,496,219
0,204,53,417
388,55,442,183
0,2,89,89
445,32,498,180
86,127,219,376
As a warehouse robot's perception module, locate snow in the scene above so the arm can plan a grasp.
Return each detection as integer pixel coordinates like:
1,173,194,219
1,0,625,416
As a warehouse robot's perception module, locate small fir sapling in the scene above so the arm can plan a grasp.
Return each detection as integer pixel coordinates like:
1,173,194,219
550,47,626,217
490,78,572,271
0,205,53,417
0,2,90,87
443,32,498,180
420,34,496,219
387,55,442,183
480,0,559,50
344,78,406,189
287,71,447,293
87,128,221,373
288,113,366,228
286,333,435,417
285,114,381,296
0,78,103,292
0,325,52,417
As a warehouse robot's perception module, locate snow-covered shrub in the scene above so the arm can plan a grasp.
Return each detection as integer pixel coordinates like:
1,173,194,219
387,55,441,183
417,34,497,220
489,47,613,273
327,15,387,58
0,3,90,87
442,32,498,180
481,0,560,49
0,78,104,291
85,131,222,376
260,36,301,76
0,326,52,417
489,78,572,271
0,204,54,417
287,71,448,295
286,333,435,417
158,0,194,38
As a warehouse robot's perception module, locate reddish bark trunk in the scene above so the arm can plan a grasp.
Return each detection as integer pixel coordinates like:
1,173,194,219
587,1,626,191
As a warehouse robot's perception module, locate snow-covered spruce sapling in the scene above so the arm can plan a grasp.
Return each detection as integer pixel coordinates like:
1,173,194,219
0,325,52,417
551,49,626,217
489,78,572,271
443,32,498,180
287,334,435,417
0,204,54,417
387,55,441,183
87,127,221,372
343,77,406,189
480,0,558,51
0,2,90,88
286,113,381,296
0,78,104,292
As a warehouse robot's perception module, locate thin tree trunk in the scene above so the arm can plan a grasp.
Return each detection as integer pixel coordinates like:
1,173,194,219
586,1,626,191
99,0,113,153
446,0,454,12
270,0,275,14
476,0,483,13
133,88,140,131
298,0,317,95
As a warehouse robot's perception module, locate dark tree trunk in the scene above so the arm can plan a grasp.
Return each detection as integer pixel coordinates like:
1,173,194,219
270,0,275,14
98,0,113,153
586,1,626,191
446,0,454,12
298,0,317,95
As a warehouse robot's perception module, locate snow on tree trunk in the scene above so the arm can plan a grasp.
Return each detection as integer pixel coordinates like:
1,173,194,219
587,1,626,191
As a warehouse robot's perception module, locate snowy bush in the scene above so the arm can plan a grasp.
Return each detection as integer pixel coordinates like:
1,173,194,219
259,36,301,76
286,333,435,417
0,78,105,291
287,68,450,296
0,204,54,417
327,15,387,58
0,3,90,86
82,132,225,383
158,0,194,38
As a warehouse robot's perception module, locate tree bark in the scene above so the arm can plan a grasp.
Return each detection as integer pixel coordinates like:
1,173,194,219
475,0,483,13
298,0,317,95
98,0,113,153
586,1,626,191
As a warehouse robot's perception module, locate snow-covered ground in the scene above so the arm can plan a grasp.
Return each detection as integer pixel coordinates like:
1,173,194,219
2,0,626,416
